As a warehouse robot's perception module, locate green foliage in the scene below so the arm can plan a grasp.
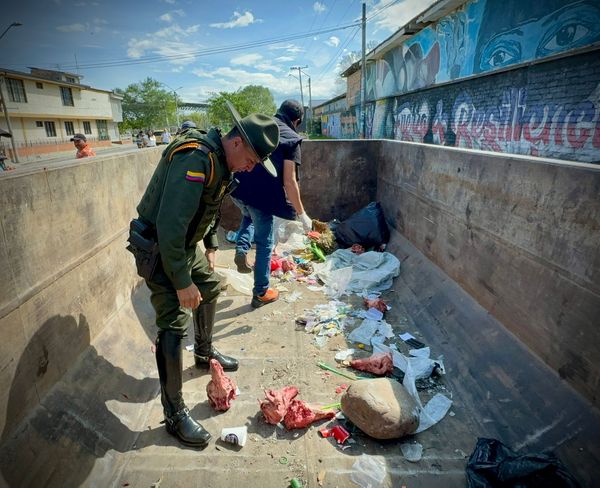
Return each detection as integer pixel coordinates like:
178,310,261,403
117,78,179,131
207,85,276,129
182,111,210,130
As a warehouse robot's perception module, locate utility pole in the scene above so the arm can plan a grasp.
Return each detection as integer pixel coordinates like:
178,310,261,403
290,66,307,109
307,76,313,133
0,77,20,163
361,2,367,139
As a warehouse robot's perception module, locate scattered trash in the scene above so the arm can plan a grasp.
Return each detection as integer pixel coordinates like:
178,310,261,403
220,426,248,447
333,202,390,250
351,244,365,254
284,291,303,303
466,438,581,488
307,285,324,292
399,332,426,349
350,352,393,376
316,249,400,295
350,454,387,488
335,384,349,394
283,399,336,430
260,386,299,424
279,456,288,465
289,478,303,488
317,361,359,381
206,359,237,411
317,469,326,486
347,319,394,346
335,348,358,362
319,425,350,444
311,219,337,254
215,266,253,295
401,442,423,462
314,335,328,349
184,344,194,352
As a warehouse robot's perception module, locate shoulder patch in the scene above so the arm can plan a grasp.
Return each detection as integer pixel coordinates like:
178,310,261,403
185,170,206,183
169,142,200,162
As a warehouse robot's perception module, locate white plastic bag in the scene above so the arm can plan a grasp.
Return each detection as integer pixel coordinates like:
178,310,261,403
350,454,386,488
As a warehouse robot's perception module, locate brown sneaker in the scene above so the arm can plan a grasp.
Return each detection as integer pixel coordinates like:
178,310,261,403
234,252,253,274
251,288,279,308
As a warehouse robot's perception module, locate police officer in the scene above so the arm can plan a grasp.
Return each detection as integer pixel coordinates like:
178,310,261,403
133,102,279,447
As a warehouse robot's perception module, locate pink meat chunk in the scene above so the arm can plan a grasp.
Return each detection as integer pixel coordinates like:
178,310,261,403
283,399,336,430
206,359,237,411
259,386,299,424
363,297,388,313
350,352,393,376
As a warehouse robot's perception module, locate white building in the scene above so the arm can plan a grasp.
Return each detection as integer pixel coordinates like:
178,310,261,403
0,67,123,158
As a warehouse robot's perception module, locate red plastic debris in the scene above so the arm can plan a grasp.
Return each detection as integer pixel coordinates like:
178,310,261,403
283,399,336,430
350,352,393,376
260,386,299,424
270,256,284,272
319,425,350,444
364,297,388,313
335,384,348,394
307,231,322,240
351,244,365,254
206,359,237,411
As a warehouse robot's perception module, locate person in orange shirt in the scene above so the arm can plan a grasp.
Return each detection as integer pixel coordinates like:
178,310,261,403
70,133,96,158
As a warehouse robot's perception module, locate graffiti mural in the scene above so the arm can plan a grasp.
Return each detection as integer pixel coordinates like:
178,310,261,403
362,49,600,162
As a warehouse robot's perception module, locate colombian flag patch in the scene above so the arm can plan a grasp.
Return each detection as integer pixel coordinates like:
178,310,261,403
185,170,205,183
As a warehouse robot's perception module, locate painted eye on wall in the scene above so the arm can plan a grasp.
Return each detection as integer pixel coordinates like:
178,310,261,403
538,22,594,55
479,40,521,70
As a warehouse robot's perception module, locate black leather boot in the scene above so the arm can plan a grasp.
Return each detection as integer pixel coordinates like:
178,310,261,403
193,301,239,371
155,331,211,447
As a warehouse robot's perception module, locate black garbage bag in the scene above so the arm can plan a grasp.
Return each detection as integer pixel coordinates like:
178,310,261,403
332,202,390,249
466,438,580,488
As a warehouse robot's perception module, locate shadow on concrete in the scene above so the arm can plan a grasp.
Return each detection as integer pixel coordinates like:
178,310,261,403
0,311,163,487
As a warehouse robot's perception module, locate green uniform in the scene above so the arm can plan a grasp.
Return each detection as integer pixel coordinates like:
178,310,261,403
136,128,232,333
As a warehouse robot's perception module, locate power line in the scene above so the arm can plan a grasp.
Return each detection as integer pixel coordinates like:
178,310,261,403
41,22,360,71
315,25,361,81
366,0,402,21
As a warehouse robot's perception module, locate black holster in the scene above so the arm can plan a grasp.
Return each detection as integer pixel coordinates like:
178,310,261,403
126,218,160,281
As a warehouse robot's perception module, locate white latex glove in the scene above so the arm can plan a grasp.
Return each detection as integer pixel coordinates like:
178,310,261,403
298,212,312,232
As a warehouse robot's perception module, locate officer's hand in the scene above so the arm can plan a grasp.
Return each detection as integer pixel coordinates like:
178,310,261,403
176,283,202,309
205,248,217,272
298,212,312,232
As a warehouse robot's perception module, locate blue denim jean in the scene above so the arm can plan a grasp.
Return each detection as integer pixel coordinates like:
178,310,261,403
231,198,274,297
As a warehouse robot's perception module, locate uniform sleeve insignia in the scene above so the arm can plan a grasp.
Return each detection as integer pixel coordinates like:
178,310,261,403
185,170,206,183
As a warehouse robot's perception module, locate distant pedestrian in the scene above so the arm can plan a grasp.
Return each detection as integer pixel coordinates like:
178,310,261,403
161,128,171,145
142,132,150,147
70,133,96,158
147,130,157,147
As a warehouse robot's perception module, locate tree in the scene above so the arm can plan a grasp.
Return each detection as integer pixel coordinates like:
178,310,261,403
117,78,179,131
207,85,276,129
181,111,210,130
334,41,379,90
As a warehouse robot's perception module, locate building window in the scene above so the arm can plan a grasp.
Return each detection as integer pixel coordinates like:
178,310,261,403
61,86,74,106
6,78,27,103
44,121,56,137
83,121,92,134
36,82,43,89
36,121,43,128
96,120,109,141
65,121,74,136
65,76,76,83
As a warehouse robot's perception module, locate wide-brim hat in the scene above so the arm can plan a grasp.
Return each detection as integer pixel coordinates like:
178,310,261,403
225,100,279,177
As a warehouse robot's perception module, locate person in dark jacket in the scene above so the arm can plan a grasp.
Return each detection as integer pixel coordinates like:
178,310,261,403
231,100,311,308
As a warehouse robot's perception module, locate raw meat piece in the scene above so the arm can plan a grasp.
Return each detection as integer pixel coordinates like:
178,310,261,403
351,244,365,254
350,352,393,376
363,297,388,313
260,386,299,424
206,359,237,411
283,399,336,430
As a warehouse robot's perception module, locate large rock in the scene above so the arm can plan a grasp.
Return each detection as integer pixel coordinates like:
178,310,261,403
341,378,419,439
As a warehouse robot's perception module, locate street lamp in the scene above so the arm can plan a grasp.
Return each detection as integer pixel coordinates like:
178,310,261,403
159,82,183,127
0,22,22,41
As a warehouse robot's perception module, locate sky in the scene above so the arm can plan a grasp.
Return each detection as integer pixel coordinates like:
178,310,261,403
1,0,435,106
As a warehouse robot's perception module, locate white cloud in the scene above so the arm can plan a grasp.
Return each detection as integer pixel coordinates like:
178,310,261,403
160,13,173,22
275,56,294,62
81,43,102,49
230,53,263,66
210,11,261,29
256,62,282,73
127,22,203,65
371,0,437,33
326,36,340,47
173,9,184,16
57,23,85,32
93,18,108,25
161,0,176,3
314,2,326,13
